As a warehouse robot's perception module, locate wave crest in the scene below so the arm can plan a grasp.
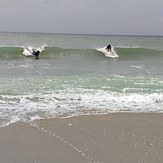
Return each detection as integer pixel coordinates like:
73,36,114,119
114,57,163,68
0,46,162,59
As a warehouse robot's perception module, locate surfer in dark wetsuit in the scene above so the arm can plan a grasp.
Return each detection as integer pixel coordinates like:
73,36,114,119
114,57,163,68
32,50,40,59
106,44,112,52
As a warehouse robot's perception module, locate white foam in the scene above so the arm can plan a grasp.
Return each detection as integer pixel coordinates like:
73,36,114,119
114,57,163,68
130,65,142,69
0,90,163,127
22,45,47,56
115,45,141,48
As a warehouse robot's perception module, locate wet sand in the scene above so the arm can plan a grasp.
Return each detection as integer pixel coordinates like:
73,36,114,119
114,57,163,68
0,113,163,163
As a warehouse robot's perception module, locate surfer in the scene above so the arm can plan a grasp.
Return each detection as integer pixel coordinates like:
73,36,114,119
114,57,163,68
32,50,40,59
106,44,112,52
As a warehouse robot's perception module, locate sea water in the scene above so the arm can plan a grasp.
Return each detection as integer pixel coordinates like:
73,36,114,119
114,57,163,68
0,32,163,127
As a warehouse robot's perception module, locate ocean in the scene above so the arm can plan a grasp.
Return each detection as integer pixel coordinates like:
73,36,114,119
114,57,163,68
0,32,163,127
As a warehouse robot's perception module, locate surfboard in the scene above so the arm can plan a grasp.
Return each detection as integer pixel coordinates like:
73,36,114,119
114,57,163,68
23,47,40,59
96,47,119,58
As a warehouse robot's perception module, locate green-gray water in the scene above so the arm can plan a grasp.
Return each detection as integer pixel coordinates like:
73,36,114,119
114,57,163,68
0,32,163,127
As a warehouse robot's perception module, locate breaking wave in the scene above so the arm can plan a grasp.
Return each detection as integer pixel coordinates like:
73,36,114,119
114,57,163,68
0,45,162,59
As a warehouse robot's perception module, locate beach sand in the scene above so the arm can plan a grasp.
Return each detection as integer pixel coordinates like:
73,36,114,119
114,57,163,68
0,113,163,163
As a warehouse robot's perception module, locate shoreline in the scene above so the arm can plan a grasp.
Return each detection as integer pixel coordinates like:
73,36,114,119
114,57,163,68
0,113,163,163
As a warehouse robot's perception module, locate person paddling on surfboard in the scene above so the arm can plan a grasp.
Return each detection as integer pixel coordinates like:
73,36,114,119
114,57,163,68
106,44,112,52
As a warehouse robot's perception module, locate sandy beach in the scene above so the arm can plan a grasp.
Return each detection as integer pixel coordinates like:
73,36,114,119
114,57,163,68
0,113,163,163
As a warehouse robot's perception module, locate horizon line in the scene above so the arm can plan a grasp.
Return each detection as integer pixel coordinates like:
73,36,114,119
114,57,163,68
0,31,163,37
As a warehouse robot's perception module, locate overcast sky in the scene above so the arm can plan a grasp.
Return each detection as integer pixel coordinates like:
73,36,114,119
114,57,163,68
0,0,163,35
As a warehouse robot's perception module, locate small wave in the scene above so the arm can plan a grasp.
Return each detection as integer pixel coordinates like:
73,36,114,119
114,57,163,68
115,45,141,48
130,65,142,69
19,64,31,68
0,45,162,59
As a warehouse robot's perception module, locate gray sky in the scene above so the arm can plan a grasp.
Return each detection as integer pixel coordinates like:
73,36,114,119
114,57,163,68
0,0,163,35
